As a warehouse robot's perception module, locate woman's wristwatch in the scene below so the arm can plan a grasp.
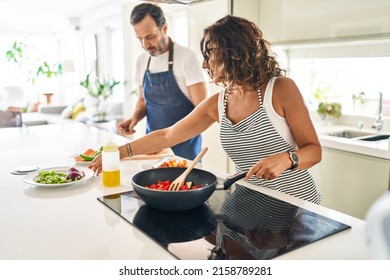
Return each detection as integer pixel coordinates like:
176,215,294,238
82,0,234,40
288,150,299,171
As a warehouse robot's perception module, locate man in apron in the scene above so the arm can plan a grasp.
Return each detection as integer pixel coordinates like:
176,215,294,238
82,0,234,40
117,3,208,160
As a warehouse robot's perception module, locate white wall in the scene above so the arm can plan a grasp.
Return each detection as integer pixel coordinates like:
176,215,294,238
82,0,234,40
121,2,141,119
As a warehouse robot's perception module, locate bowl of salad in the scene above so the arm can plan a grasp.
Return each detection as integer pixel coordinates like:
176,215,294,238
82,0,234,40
131,167,217,211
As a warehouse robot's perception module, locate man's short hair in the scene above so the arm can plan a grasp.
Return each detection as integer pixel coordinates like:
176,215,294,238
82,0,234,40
130,3,166,28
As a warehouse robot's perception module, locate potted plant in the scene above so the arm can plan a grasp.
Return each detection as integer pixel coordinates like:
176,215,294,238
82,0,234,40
29,61,62,85
6,41,63,84
5,41,63,111
317,102,342,120
80,73,122,121
352,91,368,114
311,80,342,124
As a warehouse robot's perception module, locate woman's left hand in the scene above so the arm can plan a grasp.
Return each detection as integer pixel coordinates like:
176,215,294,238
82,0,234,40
245,152,291,180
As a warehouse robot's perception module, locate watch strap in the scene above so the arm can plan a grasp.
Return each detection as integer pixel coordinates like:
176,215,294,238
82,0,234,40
288,150,298,171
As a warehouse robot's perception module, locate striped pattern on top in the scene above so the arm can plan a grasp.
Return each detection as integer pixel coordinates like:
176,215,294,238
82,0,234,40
219,77,321,204
216,186,298,259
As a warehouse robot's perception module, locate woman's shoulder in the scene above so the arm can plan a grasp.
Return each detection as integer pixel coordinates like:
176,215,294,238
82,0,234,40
273,76,303,109
208,92,221,122
273,76,300,96
205,91,221,104
199,92,220,113
274,76,296,87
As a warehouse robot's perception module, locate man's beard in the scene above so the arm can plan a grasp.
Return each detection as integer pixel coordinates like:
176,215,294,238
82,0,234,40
148,35,167,56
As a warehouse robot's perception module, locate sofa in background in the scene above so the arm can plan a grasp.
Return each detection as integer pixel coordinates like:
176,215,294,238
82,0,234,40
22,100,124,128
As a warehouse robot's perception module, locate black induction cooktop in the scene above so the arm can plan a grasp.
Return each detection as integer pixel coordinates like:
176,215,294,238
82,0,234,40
98,186,350,260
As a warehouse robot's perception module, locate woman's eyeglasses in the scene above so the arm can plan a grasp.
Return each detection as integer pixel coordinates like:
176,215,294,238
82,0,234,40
202,47,215,63
201,38,215,62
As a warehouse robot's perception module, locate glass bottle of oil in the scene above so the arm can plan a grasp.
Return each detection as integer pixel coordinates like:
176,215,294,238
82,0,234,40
102,140,120,187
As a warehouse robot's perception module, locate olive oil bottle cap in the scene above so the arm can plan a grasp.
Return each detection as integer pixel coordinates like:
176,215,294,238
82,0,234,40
103,142,118,152
103,135,118,152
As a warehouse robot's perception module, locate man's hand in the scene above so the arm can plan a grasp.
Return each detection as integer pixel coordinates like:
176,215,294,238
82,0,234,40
117,118,137,135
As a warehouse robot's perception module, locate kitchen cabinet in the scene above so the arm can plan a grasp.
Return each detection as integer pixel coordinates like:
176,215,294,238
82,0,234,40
310,147,390,219
259,0,390,44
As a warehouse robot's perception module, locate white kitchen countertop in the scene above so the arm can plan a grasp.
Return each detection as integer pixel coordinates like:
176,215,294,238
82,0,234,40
315,122,390,160
0,122,370,260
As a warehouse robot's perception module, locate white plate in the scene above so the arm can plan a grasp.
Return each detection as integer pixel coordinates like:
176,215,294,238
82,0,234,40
68,154,92,166
23,166,94,188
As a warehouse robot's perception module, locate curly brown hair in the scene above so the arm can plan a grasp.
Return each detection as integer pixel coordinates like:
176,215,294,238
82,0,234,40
201,15,285,91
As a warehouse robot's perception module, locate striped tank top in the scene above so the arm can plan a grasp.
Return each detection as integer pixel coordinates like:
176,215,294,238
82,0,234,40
219,77,321,204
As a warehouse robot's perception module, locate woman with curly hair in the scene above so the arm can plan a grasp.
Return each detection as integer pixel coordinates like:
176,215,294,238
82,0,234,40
90,15,321,204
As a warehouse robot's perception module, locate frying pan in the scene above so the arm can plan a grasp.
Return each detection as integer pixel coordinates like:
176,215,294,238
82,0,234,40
223,171,247,190
131,167,217,211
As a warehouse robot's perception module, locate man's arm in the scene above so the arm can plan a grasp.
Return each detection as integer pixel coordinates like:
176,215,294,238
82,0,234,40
117,85,146,135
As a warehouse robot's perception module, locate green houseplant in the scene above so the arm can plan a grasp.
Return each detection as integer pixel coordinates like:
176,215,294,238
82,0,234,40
31,61,62,85
317,102,342,119
80,73,123,121
311,79,342,123
352,91,368,114
80,73,121,100
5,41,25,64
5,41,63,111
6,41,63,85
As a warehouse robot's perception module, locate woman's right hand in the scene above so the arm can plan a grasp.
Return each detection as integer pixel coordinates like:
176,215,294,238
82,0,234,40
88,153,103,175
246,152,291,181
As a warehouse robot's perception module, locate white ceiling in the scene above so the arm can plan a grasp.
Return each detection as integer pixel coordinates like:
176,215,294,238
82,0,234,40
0,0,129,33
0,0,212,33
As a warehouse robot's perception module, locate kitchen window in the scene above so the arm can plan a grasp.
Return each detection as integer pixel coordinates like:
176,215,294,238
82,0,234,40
275,39,390,117
108,26,125,104
0,34,62,106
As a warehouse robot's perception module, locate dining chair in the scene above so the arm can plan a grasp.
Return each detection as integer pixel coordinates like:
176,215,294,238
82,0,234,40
0,111,23,128
0,86,25,112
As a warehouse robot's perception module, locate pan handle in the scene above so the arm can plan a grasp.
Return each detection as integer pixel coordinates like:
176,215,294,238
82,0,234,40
223,171,247,190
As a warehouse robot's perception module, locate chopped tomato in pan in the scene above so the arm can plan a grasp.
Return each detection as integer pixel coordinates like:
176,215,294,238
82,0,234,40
145,180,201,191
